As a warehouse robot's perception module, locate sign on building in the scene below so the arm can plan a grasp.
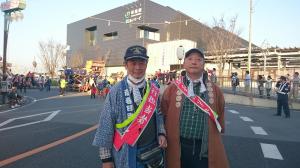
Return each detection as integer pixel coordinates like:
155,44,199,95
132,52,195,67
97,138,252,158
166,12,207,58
124,7,142,24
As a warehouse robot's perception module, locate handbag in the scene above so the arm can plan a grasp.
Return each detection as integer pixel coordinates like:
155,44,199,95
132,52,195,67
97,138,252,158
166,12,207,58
137,146,164,168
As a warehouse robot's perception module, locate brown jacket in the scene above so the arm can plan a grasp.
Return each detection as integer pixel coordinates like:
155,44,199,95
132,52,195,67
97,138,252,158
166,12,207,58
161,81,229,168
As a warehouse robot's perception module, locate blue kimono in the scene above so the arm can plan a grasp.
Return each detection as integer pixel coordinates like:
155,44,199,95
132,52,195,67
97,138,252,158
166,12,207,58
93,76,165,168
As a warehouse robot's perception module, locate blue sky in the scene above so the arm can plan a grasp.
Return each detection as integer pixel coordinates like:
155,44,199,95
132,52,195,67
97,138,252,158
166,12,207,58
1,0,299,73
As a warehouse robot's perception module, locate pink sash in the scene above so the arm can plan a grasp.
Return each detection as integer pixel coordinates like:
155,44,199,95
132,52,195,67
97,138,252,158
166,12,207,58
113,83,160,151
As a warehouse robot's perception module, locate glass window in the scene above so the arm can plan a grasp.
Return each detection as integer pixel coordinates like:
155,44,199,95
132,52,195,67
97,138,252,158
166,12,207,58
138,25,160,41
85,26,97,46
103,31,118,41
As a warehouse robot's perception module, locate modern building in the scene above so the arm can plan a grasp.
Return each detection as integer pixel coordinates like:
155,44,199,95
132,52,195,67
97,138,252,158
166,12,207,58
66,0,249,75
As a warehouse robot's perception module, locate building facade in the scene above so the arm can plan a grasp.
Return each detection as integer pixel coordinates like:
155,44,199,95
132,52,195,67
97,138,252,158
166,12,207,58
66,0,249,76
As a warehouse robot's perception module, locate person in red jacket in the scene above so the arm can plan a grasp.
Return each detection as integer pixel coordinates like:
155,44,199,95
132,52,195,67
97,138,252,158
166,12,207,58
161,48,229,168
90,84,97,99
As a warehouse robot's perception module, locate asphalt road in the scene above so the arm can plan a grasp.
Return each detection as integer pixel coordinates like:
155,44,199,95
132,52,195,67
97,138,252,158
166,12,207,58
0,89,299,168
0,89,102,168
224,104,300,168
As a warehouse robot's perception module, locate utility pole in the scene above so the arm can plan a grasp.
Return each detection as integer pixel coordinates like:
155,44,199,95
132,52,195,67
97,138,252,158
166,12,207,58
142,0,145,47
247,0,253,73
2,12,9,81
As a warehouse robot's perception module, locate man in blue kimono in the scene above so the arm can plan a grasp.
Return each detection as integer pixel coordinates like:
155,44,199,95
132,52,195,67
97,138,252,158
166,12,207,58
93,45,167,168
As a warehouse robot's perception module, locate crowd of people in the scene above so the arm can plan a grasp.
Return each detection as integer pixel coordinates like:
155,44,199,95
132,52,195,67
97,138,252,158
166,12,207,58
3,72,52,108
77,75,112,99
228,71,300,102
229,71,299,119
153,69,177,85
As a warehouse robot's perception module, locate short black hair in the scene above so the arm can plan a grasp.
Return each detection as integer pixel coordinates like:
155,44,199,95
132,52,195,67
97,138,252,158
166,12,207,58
181,70,186,76
280,76,286,81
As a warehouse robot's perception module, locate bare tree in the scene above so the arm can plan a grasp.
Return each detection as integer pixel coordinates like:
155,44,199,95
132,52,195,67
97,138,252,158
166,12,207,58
206,15,243,76
38,39,66,78
70,50,84,68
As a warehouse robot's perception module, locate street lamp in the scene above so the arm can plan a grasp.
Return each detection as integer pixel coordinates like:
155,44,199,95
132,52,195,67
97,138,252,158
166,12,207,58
32,60,37,72
176,45,184,70
1,0,25,77
1,0,26,103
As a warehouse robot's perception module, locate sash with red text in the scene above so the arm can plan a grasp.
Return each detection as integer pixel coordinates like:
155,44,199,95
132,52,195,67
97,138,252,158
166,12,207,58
113,83,160,151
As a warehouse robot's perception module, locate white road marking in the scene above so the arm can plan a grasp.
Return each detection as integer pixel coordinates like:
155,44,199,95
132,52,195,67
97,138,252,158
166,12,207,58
260,143,283,160
228,110,240,114
0,120,45,132
240,116,254,122
44,110,60,121
0,119,14,127
0,110,61,132
250,126,268,135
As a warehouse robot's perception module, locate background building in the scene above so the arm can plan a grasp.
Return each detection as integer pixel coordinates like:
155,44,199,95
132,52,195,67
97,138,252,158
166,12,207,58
66,0,248,76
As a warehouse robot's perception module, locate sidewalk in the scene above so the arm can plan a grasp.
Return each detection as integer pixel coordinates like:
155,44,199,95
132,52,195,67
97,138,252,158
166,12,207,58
224,93,300,110
0,103,10,111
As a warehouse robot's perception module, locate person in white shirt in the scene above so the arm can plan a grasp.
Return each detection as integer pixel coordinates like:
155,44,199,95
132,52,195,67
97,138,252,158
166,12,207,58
244,70,251,92
265,75,273,98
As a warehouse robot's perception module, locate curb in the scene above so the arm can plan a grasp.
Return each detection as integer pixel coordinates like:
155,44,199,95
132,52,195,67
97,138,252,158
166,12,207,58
224,93,300,110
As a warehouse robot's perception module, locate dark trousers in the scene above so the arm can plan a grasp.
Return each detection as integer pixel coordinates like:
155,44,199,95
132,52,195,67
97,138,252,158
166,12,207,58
266,88,271,98
258,87,264,98
180,137,208,168
277,95,290,117
60,88,65,95
46,85,50,91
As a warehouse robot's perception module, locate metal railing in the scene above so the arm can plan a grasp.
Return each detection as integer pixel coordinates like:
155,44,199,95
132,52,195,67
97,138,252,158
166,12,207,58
216,77,300,102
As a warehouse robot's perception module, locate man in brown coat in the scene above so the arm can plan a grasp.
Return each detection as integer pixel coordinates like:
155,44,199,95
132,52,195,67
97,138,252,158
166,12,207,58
161,48,229,168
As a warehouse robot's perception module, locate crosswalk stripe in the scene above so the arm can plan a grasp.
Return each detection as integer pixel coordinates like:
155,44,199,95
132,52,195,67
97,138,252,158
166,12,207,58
240,116,253,122
260,143,283,160
0,110,61,132
228,110,239,114
251,126,268,135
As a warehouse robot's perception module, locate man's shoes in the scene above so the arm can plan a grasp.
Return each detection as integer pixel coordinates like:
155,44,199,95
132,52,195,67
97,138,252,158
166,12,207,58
273,114,281,116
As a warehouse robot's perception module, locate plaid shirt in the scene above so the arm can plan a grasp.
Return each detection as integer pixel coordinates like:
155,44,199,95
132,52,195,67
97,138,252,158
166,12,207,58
180,81,207,140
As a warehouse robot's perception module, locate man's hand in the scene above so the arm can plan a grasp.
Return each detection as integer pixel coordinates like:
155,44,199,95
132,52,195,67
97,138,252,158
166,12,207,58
103,162,114,168
158,135,167,148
